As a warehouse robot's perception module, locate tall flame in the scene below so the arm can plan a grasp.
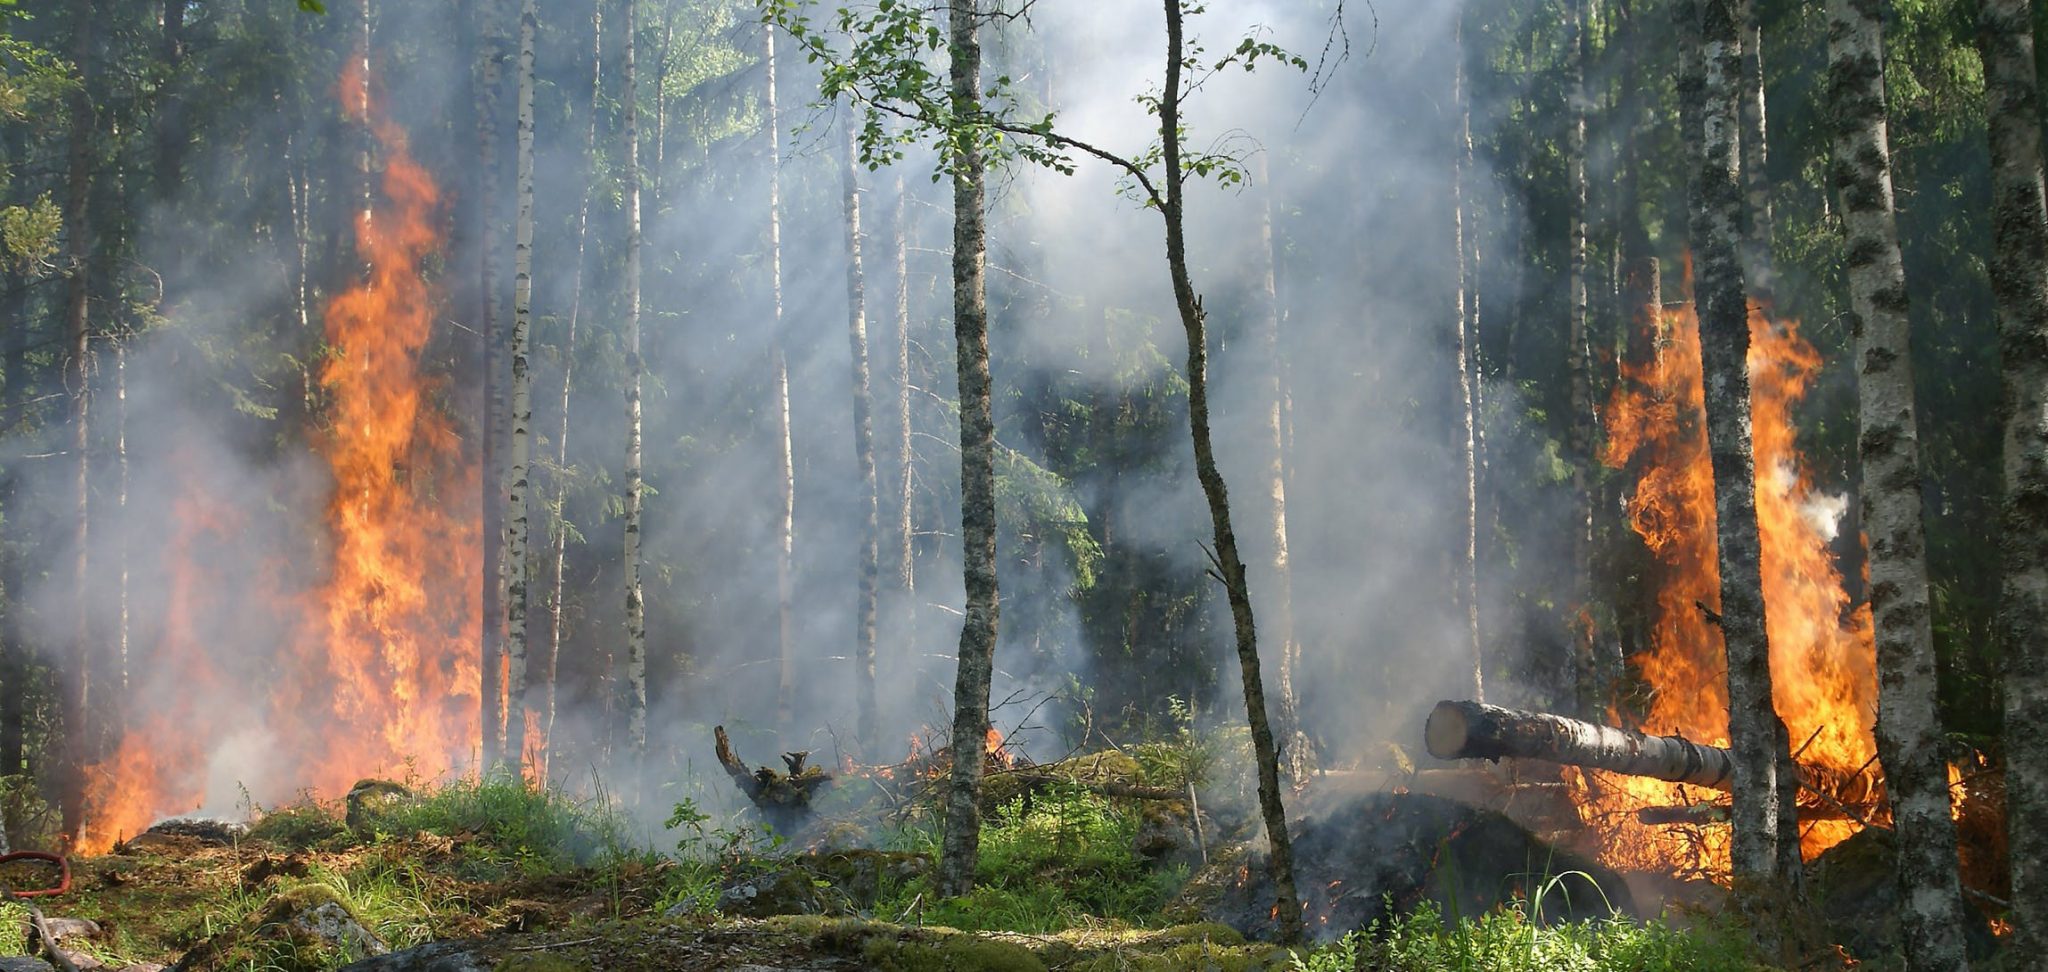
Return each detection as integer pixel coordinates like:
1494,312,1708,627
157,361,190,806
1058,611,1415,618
74,59,477,852
1586,284,1880,878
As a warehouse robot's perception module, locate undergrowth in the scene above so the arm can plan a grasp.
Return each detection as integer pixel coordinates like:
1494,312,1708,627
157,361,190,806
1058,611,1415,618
1291,902,1767,972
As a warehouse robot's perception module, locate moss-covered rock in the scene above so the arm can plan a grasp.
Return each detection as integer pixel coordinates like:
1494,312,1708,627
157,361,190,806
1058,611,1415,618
174,883,388,972
860,933,1048,972
1067,941,1290,972
717,867,827,918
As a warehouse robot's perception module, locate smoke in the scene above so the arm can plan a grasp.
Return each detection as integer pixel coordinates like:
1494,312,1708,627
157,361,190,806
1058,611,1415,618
6,0,1575,841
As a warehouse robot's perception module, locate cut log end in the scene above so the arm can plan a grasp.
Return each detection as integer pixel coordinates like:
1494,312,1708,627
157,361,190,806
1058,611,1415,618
1424,701,1476,762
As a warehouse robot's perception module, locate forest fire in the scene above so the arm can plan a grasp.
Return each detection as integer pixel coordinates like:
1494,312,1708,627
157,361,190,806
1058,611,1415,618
72,60,476,852
1587,293,1881,879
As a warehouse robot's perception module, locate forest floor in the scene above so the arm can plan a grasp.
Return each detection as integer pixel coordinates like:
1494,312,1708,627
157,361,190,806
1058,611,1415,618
0,764,1827,972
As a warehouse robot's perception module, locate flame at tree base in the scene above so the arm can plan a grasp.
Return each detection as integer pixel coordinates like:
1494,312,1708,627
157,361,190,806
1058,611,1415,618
74,59,477,853
1584,286,1882,880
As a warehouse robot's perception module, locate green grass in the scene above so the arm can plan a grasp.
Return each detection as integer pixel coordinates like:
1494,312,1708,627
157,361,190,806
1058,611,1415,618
1291,902,1769,972
869,784,1186,932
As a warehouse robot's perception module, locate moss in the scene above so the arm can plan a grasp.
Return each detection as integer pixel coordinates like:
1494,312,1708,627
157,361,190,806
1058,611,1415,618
862,933,1049,972
496,955,584,972
1146,922,1244,946
1067,942,1288,972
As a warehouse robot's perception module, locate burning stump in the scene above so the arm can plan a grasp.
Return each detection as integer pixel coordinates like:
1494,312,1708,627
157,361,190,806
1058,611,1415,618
713,726,832,833
1191,791,1633,942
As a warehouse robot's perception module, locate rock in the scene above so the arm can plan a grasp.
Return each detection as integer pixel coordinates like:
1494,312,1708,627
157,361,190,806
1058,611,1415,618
173,884,389,971
1808,828,2002,965
718,868,826,918
345,780,414,832
27,917,103,943
799,850,929,908
113,965,167,972
1133,802,1203,864
336,941,489,972
1194,791,1635,942
49,949,102,971
142,818,248,845
0,957,56,972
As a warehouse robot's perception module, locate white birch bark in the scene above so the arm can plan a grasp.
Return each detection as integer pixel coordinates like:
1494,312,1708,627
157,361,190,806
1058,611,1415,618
503,0,538,776
1977,0,2048,963
622,0,647,758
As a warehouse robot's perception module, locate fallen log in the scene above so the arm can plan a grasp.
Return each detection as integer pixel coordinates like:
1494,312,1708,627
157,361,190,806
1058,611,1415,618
1425,700,1878,805
713,725,832,832
1634,801,1856,825
1426,700,1734,789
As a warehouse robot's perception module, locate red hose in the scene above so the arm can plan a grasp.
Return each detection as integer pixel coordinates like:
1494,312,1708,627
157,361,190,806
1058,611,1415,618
0,851,71,897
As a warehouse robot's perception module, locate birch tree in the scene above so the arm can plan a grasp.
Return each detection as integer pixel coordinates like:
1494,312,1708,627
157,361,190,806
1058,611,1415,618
503,0,538,777
891,172,917,657
1564,0,1593,711
1692,0,1798,919
1977,0,2048,963
766,20,798,739
543,0,603,782
622,0,647,759
843,115,881,757
476,0,510,770
59,0,97,843
1824,4,1967,967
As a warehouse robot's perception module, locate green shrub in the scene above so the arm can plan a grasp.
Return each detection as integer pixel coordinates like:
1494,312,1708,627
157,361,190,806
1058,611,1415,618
1289,902,1769,972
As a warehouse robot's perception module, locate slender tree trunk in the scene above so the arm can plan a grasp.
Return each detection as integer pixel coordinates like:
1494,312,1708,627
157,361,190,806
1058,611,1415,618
1736,0,1774,300
1155,0,1299,942
622,0,647,759
1564,0,1593,713
1454,12,1485,707
937,0,999,899
544,0,603,783
892,173,918,656
1695,0,1798,921
1609,0,1654,711
477,0,509,770
60,0,97,846
843,118,882,757
115,339,127,704
1252,155,1304,769
158,0,187,197
1824,5,1967,967
503,0,538,777
766,22,797,738
1977,0,2048,964
2,274,28,781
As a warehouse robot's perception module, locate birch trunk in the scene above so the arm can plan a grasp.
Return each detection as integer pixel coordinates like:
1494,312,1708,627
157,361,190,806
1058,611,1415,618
892,173,917,654
1564,0,1592,712
1,305,24,779
1736,0,1774,298
543,0,602,782
1156,0,1299,941
60,0,96,845
766,22,797,738
1824,4,1967,967
1977,0,2048,963
622,0,647,758
843,117,881,757
503,0,538,777
1453,12,1484,707
1695,0,1796,910
1253,154,1303,767
477,0,508,770
938,0,999,899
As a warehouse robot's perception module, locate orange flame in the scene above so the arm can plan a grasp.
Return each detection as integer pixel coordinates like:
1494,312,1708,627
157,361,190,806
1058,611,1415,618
74,58,477,852
1587,283,1881,878
986,726,1015,769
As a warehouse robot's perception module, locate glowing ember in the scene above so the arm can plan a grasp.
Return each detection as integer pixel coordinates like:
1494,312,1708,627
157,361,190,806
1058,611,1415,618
74,56,477,852
986,726,1015,770
1588,284,1882,879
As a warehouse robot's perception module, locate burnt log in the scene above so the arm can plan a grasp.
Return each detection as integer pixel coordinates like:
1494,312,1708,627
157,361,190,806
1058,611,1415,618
1425,700,1879,808
1426,700,1735,788
713,725,831,833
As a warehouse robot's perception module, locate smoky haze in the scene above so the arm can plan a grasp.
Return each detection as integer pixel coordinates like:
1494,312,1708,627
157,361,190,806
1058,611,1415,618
6,0,1559,837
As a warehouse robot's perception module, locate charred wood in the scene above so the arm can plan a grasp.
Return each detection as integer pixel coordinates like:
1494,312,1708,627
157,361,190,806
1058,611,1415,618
713,725,830,833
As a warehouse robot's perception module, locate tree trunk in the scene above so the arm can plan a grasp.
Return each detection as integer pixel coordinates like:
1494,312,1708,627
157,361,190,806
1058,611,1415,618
1736,0,1774,300
2,274,28,780
477,0,508,771
1453,12,1484,708
1977,0,2048,964
1157,0,1298,943
1695,0,1798,910
503,0,538,777
892,172,918,656
1426,700,1734,788
843,117,882,757
937,0,999,900
543,0,602,784
622,0,647,759
158,0,188,198
766,20,798,739
1253,155,1304,768
60,0,97,846
114,340,127,705
1611,0,1653,713
1824,4,1968,967
1564,0,1592,713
